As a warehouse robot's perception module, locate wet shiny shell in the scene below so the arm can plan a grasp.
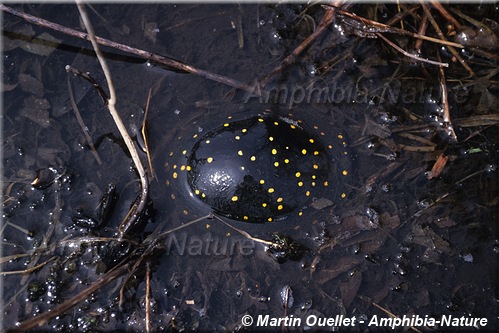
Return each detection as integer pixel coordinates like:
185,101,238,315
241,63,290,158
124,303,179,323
174,114,336,223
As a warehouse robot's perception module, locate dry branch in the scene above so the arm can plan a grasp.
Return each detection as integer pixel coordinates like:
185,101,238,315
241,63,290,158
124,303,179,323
0,4,258,95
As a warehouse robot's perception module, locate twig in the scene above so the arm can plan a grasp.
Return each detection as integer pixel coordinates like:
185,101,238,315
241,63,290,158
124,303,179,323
414,11,429,55
0,4,259,95
65,65,109,103
438,57,458,143
212,215,274,246
8,262,130,332
0,257,57,275
142,88,155,180
375,32,449,67
145,262,152,333
372,302,423,333
66,72,103,165
75,1,149,239
337,9,464,48
431,0,461,29
259,1,345,88
420,2,474,76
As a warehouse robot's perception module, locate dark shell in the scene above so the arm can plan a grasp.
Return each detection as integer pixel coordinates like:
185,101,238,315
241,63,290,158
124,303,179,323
166,113,349,223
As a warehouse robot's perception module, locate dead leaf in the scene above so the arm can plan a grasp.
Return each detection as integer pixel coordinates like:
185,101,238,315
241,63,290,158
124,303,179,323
19,32,61,57
314,256,362,284
18,74,44,97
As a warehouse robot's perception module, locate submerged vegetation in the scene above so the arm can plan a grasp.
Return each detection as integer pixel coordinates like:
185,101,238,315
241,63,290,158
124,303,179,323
2,2,497,331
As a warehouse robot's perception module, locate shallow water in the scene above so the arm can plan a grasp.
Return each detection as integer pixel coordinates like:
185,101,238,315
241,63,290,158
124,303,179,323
2,3,498,332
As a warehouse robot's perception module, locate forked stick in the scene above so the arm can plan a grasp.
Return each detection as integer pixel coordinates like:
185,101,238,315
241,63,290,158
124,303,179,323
75,1,148,238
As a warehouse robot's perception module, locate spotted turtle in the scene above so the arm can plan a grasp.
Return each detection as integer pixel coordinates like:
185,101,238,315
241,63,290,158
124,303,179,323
165,111,349,223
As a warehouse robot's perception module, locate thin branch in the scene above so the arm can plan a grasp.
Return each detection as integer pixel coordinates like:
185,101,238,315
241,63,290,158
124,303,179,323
431,0,462,29
66,73,103,165
145,262,152,333
420,2,474,76
336,9,464,48
8,263,130,332
438,58,458,143
75,1,149,239
375,32,449,67
0,4,259,95
259,0,346,88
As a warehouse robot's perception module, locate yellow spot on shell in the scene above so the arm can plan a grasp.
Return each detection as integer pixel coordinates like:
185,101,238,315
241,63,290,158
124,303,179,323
205,139,211,144
298,211,303,216
342,170,348,176
314,151,319,155
224,123,230,127
338,134,344,139
277,197,283,202
201,193,206,198
195,189,200,195
258,118,264,122
298,181,303,187
207,157,213,163
206,224,211,229
183,210,189,215
259,179,265,185
243,216,249,220
274,121,279,126
313,164,319,169
180,165,186,171
295,172,301,178
242,128,247,133
240,166,245,170
274,162,279,167
186,165,192,171
324,181,329,186
277,204,283,210
193,134,198,138
284,159,290,164
305,191,310,196
290,125,296,129
238,150,243,156
268,217,273,222
169,151,174,157
341,193,346,198
269,136,274,141
173,172,178,179
262,203,267,208
235,135,240,140
302,149,307,155
173,164,177,169
309,138,314,143
250,156,256,161
171,193,176,200
271,148,277,155
312,182,316,186
182,150,187,155
231,195,238,202
268,188,274,193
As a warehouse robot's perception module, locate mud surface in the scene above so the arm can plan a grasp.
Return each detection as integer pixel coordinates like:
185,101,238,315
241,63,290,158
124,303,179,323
2,3,498,332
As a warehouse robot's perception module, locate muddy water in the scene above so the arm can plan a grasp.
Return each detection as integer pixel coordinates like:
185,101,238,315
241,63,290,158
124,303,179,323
2,3,497,331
